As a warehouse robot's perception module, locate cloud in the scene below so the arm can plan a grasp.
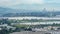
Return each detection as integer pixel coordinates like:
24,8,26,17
44,0,60,3
0,0,44,6
0,0,60,11
0,0,14,6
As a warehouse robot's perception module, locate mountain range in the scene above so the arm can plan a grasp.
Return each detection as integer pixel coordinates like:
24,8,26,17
0,7,60,17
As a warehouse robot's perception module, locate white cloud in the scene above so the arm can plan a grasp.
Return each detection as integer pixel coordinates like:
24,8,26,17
0,0,60,11
44,0,60,3
0,0,14,6
0,0,44,6
23,0,44,4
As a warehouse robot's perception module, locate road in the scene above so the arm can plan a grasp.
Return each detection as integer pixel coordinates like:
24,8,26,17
10,31,60,34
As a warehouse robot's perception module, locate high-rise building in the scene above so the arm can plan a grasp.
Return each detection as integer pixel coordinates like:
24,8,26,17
42,8,47,12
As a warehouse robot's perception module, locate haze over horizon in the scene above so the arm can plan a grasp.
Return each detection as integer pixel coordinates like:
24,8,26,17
0,0,60,11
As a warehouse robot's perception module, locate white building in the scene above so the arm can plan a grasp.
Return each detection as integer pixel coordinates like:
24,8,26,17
0,17,60,20
0,24,16,30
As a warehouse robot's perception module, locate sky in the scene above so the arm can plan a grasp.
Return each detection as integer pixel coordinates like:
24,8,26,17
0,0,60,11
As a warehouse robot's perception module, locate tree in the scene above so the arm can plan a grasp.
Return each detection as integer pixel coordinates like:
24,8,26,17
0,29,9,34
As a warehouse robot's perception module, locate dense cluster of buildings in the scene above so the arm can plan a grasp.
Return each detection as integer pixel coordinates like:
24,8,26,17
0,24,16,31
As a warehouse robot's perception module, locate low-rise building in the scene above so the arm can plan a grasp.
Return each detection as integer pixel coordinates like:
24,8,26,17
0,24,16,31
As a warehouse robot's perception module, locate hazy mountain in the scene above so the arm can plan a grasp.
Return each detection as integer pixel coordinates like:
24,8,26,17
0,7,60,17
